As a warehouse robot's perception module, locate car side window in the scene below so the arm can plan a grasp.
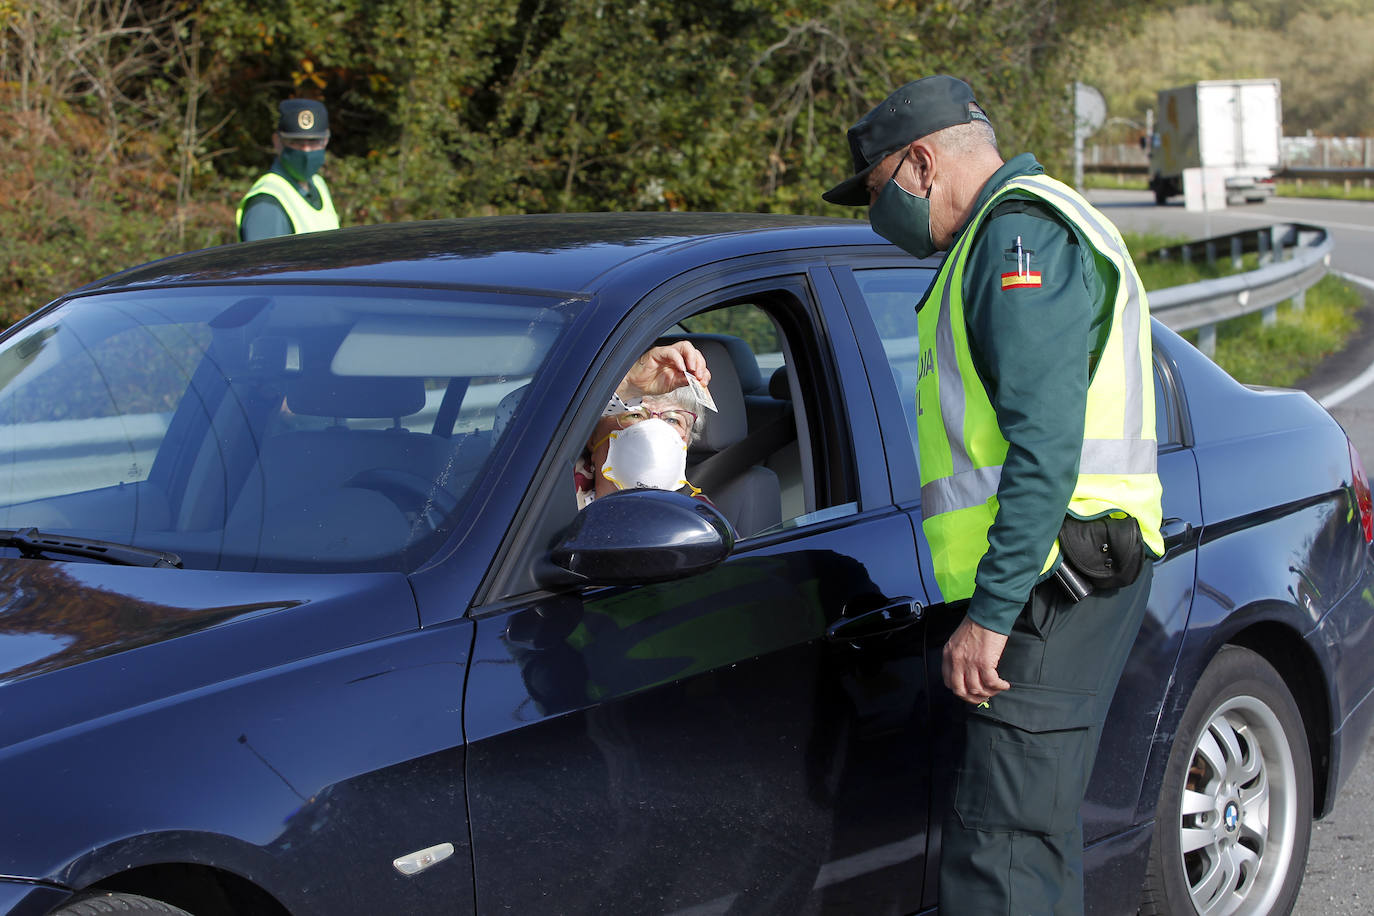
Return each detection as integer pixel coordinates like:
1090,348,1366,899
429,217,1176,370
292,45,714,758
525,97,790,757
847,268,1187,458
1153,351,1185,449
845,267,932,461
0,318,211,502
631,293,857,539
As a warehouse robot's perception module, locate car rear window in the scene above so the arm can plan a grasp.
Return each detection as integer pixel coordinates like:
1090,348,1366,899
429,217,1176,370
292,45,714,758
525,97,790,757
0,286,576,573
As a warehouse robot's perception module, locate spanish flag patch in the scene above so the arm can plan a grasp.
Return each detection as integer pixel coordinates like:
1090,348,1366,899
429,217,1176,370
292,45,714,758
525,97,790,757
1001,271,1042,290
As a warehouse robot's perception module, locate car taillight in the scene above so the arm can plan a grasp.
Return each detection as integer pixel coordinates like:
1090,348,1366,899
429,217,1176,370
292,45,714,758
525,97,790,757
1351,439,1373,544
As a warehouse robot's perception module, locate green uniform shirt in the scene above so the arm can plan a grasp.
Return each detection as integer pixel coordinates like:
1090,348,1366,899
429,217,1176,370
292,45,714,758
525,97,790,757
958,153,1116,634
238,160,331,242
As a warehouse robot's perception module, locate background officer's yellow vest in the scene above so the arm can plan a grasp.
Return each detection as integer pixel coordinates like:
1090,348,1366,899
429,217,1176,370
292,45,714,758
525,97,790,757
234,172,339,236
915,174,1164,604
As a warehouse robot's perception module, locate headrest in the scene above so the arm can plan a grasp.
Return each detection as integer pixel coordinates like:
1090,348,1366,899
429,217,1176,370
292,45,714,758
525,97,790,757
676,333,765,394
287,375,426,419
493,384,528,439
677,338,746,453
767,365,791,400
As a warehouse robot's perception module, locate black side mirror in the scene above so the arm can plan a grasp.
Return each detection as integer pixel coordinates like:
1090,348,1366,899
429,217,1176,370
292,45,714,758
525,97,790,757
539,489,735,588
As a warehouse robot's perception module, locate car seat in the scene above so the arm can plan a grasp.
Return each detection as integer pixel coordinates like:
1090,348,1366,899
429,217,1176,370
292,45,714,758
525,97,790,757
220,374,460,568
672,338,783,538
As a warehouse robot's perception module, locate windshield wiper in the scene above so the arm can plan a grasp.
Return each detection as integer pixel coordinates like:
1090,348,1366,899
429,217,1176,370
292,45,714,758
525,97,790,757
0,528,183,568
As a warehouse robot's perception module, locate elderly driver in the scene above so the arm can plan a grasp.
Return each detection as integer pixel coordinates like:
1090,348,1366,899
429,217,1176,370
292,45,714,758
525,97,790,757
576,341,713,508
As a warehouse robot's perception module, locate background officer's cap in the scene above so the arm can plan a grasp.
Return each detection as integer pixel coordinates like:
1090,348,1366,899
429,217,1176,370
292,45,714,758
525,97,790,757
823,75,990,206
277,99,330,140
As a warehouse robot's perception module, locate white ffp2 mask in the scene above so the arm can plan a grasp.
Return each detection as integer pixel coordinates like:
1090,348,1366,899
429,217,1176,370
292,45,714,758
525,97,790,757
600,418,690,492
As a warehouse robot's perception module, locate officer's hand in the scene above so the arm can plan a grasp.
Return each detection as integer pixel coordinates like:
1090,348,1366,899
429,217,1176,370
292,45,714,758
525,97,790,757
942,615,1011,705
619,341,711,398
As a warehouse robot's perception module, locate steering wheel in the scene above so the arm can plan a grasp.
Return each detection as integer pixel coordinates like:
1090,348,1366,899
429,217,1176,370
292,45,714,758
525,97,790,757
343,468,459,532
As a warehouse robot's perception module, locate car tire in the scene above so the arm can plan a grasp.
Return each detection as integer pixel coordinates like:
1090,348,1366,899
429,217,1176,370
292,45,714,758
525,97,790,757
1141,645,1313,916
51,892,193,915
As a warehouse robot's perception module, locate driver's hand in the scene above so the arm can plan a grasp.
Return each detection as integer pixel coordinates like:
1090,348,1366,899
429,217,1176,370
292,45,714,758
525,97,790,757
618,341,711,398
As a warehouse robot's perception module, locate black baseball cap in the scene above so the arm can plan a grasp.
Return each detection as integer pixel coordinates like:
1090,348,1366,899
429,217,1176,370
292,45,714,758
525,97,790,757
822,75,989,206
277,99,330,140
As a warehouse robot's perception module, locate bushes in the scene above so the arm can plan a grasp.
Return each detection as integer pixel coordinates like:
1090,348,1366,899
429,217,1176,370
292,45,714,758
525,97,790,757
2,0,1157,322
0,96,232,325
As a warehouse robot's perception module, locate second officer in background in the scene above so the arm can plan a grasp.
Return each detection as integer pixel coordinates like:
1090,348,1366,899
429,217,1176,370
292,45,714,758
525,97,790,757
236,99,340,242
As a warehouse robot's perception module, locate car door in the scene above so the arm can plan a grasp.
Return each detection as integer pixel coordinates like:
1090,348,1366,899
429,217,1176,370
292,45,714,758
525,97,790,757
832,261,1204,911
461,267,935,915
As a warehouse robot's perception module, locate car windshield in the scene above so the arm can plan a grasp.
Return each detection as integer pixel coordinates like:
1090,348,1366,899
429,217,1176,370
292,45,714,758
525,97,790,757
0,285,575,573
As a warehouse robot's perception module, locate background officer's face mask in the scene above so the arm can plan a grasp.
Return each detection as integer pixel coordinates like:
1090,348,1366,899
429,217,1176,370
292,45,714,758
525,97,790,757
600,419,689,492
869,169,938,260
281,146,326,183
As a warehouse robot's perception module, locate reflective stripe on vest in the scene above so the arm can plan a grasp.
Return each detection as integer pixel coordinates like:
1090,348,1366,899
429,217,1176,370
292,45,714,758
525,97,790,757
235,172,339,236
914,173,1164,603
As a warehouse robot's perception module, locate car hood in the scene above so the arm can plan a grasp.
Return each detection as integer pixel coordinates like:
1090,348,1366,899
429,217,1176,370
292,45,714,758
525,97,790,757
0,559,419,748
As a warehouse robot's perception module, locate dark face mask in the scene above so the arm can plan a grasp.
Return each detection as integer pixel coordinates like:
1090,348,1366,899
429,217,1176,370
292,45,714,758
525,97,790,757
280,146,326,183
869,168,938,260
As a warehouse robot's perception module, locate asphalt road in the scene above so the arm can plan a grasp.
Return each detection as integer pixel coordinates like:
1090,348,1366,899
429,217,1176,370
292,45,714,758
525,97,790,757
1084,189,1374,915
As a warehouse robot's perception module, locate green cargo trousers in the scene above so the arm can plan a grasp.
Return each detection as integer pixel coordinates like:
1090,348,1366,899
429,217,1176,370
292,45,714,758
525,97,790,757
937,560,1153,916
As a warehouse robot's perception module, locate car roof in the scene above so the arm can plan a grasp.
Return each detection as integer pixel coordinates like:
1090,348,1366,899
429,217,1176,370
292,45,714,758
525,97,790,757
77,212,885,298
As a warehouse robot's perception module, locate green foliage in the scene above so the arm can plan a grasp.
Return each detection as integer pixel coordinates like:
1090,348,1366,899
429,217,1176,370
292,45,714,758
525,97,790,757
1124,232,1361,388
0,98,232,327
1276,181,1374,201
1081,1,1374,137
1083,174,1147,191
1278,9,1374,136
1216,0,1371,30
684,304,780,356
2,0,1226,324
1089,173,1374,202
1130,239,1254,293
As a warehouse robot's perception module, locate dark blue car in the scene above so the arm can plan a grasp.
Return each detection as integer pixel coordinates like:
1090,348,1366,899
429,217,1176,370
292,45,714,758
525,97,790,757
0,213,1371,916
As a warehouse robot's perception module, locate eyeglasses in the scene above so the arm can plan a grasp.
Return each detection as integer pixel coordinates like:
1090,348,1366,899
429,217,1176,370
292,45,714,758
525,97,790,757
615,406,697,431
283,137,328,151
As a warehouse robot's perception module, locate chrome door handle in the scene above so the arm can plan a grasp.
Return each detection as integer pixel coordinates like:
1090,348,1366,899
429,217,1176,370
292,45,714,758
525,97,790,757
1161,517,1194,549
826,599,923,642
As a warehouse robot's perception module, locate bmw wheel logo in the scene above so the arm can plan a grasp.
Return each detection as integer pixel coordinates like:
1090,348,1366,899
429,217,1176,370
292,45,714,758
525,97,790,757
1224,801,1240,831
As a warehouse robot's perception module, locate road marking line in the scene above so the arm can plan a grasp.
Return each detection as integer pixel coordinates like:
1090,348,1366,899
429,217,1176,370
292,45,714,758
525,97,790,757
1321,272,1374,408
1339,271,1374,293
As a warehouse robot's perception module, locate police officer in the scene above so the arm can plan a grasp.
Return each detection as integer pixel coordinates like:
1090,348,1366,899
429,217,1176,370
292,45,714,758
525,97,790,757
236,99,340,241
823,75,1163,915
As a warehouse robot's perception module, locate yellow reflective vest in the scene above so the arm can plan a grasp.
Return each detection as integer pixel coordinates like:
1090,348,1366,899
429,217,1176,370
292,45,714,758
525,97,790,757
235,172,339,237
915,174,1164,603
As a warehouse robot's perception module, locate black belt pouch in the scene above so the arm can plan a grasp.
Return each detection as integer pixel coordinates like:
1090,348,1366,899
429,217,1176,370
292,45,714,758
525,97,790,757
1058,514,1143,590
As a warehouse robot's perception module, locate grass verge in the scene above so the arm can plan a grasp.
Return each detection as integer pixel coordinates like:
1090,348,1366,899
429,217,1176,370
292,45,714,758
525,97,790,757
1194,275,1362,388
1124,230,1363,388
1084,174,1148,191
1087,174,1374,203
1275,182,1374,202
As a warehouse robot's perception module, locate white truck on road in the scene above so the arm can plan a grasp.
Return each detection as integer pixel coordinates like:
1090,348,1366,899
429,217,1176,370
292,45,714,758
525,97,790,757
1148,78,1283,206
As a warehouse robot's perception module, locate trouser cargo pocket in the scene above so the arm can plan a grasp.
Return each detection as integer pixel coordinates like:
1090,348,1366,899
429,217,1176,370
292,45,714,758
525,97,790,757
953,683,1098,836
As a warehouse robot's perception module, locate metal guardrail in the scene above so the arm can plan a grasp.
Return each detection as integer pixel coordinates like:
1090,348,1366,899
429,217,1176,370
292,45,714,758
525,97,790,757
1146,223,1334,356
1082,163,1374,183
1083,163,1147,175
1279,166,1374,185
